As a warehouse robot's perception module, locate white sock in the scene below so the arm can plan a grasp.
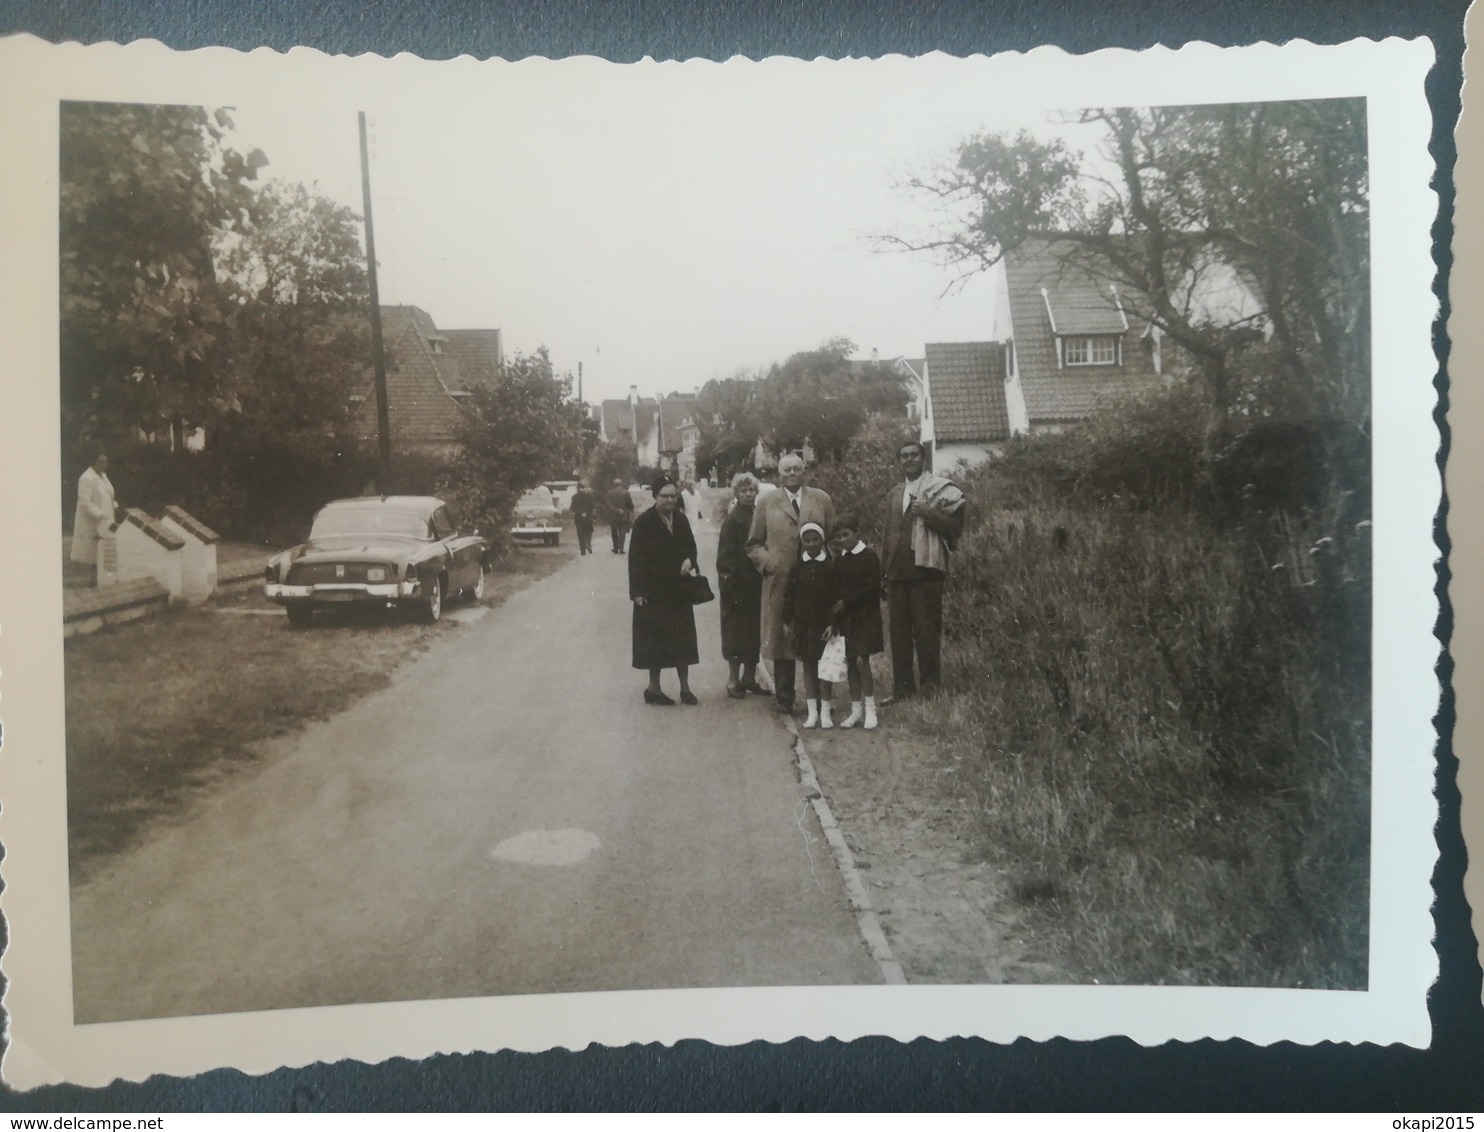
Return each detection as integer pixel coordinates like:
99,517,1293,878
864,696,878,730
820,700,834,729
841,701,863,728
803,699,820,728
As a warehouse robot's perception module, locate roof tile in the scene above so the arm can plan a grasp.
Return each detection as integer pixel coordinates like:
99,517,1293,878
1005,238,1163,425
925,341,1010,443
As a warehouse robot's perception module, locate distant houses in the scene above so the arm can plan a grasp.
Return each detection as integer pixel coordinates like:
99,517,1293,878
847,352,927,424
353,305,504,458
918,236,1264,470
599,391,703,481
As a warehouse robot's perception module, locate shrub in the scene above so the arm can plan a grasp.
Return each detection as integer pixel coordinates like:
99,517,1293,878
810,413,921,544
64,436,379,548
934,381,1370,987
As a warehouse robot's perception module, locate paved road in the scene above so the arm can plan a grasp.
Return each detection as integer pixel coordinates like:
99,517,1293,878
70,510,880,1023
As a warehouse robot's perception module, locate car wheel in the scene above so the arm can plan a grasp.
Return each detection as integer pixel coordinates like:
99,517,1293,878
286,603,313,629
420,575,444,623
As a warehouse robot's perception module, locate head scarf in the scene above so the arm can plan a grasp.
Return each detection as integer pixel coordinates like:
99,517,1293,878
799,521,825,539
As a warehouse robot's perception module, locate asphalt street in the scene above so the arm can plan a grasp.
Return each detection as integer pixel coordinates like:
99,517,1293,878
70,511,880,1023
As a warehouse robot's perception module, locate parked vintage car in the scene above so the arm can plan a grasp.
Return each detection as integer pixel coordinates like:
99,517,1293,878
264,495,486,628
510,485,562,546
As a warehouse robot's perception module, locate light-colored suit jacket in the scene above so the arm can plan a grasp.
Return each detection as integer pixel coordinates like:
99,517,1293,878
746,485,835,660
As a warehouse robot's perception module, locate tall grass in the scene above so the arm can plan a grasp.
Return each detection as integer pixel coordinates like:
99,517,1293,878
934,386,1370,987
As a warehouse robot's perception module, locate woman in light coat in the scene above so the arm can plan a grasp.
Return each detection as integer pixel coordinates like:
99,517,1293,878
71,451,117,584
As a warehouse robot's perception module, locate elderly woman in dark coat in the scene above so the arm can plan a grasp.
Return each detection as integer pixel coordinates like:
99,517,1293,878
717,471,765,699
629,476,702,705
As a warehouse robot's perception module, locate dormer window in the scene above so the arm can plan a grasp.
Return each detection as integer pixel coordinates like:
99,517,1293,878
1061,335,1121,366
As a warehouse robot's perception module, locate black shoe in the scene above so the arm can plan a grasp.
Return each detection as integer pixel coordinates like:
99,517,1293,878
774,699,796,714
644,689,675,706
726,684,747,700
679,690,699,706
739,678,766,695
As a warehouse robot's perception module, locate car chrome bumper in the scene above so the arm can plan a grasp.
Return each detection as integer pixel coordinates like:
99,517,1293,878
266,581,420,603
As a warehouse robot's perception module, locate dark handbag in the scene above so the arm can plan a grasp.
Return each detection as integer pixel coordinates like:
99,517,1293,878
682,572,715,605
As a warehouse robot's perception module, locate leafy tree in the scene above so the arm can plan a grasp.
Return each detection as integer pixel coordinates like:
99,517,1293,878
879,131,1085,286
696,342,912,473
696,371,765,474
809,413,924,545
59,101,266,453
183,180,376,538
759,337,909,460
212,179,371,457
883,101,1370,432
586,438,638,492
441,347,584,545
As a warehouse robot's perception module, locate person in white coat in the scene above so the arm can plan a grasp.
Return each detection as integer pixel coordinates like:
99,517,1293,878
71,452,117,585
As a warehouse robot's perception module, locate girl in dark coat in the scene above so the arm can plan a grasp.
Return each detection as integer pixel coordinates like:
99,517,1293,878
716,472,765,699
782,521,839,729
829,514,884,730
629,477,701,705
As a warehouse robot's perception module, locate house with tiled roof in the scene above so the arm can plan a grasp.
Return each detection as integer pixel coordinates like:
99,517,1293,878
599,391,703,479
920,341,1014,469
353,306,504,457
990,236,1265,440
442,328,504,389
994,237,1166,437
600,396,656,460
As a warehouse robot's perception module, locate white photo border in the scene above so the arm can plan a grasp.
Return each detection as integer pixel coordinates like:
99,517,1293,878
0,33,1440,1088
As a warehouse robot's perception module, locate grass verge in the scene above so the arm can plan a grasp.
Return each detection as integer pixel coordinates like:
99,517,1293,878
64,546,574,881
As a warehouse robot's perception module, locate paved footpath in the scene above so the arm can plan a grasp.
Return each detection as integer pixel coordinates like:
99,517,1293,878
70,510,879,1022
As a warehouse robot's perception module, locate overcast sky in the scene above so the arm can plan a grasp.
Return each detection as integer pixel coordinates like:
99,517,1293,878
228,58,1105,404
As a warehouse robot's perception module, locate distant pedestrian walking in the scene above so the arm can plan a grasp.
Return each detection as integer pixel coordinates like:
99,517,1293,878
70,451,117,586
882,440,967,699
828,514,883,730
606,478,635,554
628,477,701,706
570,481,597,555
679,481,705,524
717,472,765,699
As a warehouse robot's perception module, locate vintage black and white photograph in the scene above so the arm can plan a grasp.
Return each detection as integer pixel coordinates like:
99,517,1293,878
0,36,1438,1085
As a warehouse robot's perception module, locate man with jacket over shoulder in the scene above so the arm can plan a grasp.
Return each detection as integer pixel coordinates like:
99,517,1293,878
881,440,966,700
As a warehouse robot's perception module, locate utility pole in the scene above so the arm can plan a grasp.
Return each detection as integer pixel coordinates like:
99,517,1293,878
577,345,599,406
359,112,391,479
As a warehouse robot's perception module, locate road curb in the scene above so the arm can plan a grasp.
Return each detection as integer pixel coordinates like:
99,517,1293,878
785,716,907,986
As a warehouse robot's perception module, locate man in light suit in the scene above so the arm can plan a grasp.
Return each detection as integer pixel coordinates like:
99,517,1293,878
70,450,118,586
746,452,835,712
